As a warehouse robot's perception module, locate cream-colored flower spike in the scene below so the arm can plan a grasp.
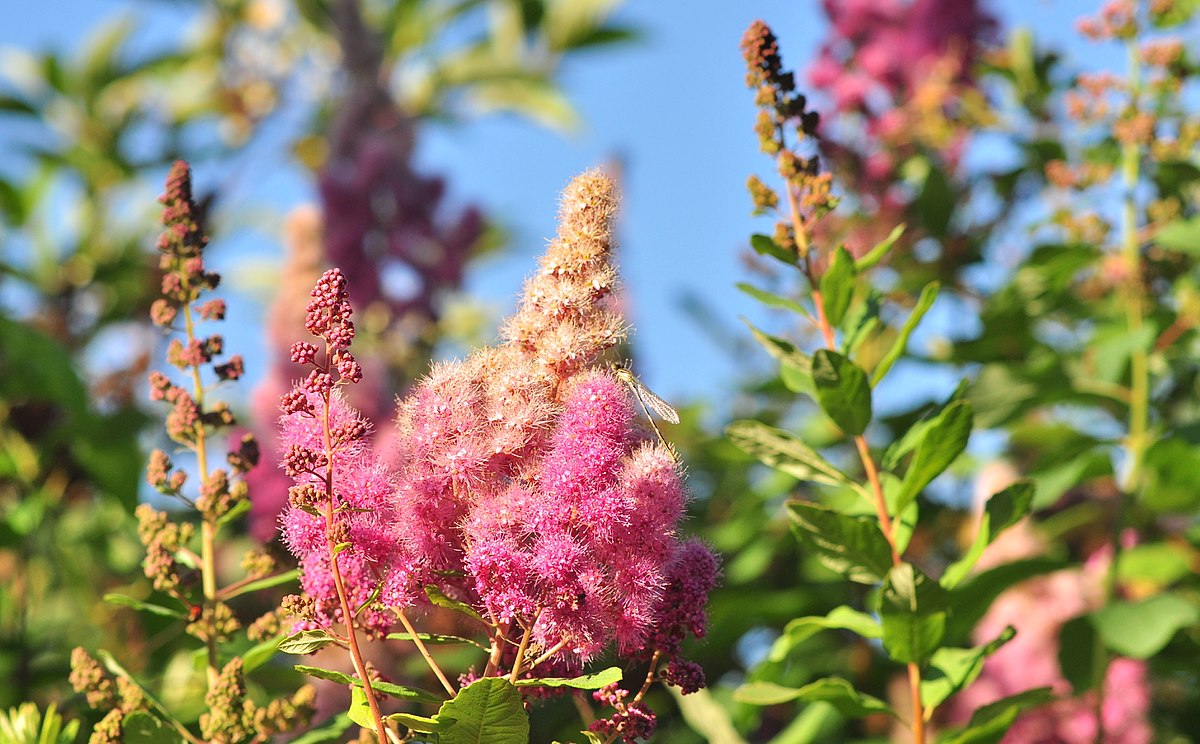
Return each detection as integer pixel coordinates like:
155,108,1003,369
501,169,626,392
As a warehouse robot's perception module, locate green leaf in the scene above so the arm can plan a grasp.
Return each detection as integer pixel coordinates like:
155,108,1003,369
727,421,852,488
215,499,252,528
278,629,337,655
1142,436,1200,512
120,712,184,743
1091,593,1199,658
388,712,450,733
767,606,881,663
893,400,972,514
425,585,484,622
855,224,906,271
514,667,622,689
812,350,872,435
387,631,488,650
842,291,882,357
734,678,895,718
102,593,186,619
946,558,1065,644
818,246,857,328
787,501,894,584
347,686,375,730
736,282,811,318
941,688,1054,744
438,677,529,744
294,665,355,685
1155,216,1200,254
358,679,444,705
224,568,299,600
913,160,954,237
882,379,969,471
920,627,1015,715
750,233,797,265
941,482,1036,589
668,687,750,744
742,320,814,396
871,282,939,385
1058,614,1098,692
879,563,949,664
1117,541,1195,586
241,635,283,673
289,714,352,744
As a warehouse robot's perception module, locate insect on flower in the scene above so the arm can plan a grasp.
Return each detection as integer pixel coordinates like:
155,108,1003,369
613,363,681,460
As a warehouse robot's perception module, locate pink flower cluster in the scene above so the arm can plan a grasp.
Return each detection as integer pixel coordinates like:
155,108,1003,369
809,0,995,118
275,173,718,700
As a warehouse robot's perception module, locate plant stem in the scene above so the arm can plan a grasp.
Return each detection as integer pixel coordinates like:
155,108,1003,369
397,609,456,696
181,295,219,688
1095,37,1146,744
787,169,924,742
509,620,535,683
320,393,388,742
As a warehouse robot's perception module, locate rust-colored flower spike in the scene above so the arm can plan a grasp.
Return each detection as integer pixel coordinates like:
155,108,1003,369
741,19,836,258
500,169,625,390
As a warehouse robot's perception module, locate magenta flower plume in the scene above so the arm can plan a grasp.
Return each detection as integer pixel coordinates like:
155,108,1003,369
382,171,718,688
276,269,404,635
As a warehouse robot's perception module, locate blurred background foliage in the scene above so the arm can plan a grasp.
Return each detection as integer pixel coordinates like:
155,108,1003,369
2,0,1200,742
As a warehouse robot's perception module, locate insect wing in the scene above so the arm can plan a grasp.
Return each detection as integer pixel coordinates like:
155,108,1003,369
619,371,680,424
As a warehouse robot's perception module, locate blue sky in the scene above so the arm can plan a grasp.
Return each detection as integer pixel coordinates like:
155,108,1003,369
2,1,1113,413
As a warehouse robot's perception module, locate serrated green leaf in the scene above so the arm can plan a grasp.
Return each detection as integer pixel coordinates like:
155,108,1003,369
871,282,939,385
103,593,186,619
879,563,949,664
920,627,1015,716
279,629,337,655
514,667,622,689
727,421,851,488
438,677,529,744
736,282,811,318
818,246,857,328
295,664,355,685
734,678,895,718
855,224,906,271
787,501,894,584
893,400,972,513
941,688,1054,744
941,481,1036,589
1091,593,1199,658
425,585,484,622
767,606,881,663
812,350,872,435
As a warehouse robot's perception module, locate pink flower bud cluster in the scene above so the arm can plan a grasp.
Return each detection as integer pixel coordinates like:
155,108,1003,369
276,269,401,633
